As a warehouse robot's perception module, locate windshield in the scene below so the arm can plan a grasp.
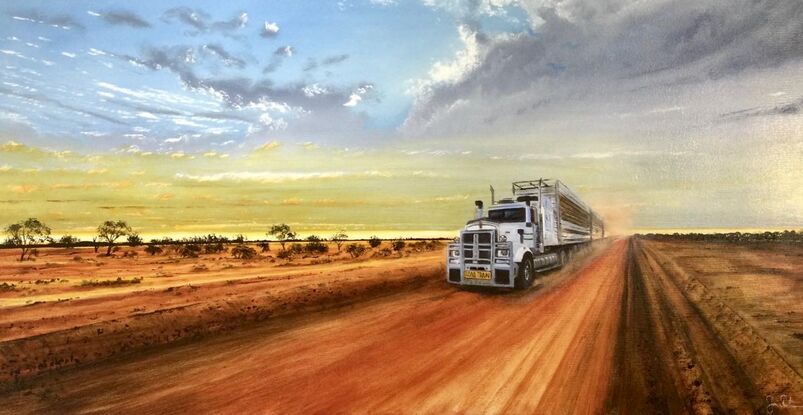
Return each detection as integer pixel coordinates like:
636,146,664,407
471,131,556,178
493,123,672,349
487,208,526,223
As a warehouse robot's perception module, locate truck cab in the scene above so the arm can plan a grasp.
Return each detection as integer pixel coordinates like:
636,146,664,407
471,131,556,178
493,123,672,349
447,200,559,289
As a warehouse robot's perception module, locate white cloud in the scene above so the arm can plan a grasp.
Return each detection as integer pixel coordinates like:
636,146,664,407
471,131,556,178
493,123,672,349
136,111,158,120
343,93,362,107
61,51,76,58
263,21,279,35
172,117,205,128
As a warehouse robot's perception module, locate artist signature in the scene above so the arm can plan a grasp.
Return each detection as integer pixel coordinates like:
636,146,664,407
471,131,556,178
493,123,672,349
767,395,803,414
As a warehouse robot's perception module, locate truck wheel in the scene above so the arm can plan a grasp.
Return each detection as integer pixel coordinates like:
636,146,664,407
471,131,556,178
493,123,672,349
515,256,534,289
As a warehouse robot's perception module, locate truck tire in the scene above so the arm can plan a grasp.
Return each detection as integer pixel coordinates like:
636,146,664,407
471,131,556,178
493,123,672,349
515,256,534,289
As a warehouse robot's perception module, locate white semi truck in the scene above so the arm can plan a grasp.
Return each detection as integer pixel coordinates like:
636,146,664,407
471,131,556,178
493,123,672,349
446,179,604,289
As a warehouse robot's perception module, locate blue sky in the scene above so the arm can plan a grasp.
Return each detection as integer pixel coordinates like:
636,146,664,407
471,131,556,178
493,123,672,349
0,0,530,151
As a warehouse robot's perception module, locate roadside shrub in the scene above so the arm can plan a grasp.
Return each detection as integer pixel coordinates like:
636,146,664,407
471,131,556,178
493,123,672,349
179,243,202,258
58,235,80,247
144,245,163,256
276,249,294,260
231,244,257,260
289,243,305,254
122,250,138,258
368,236,382,248
391,239,406,251
191,264,209,272
80,277,142,287
258,241,270,252
305,235,328,254
127,233,143,247
346,243,367,258
203,242,226,254
373,247,392,257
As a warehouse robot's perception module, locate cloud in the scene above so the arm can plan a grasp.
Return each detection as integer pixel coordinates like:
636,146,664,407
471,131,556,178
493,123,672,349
343,84,374,107
261,21,280,37
162,8,247,34
262,46,294,73
721,97,803,120
0,85,128,126
404,0,803,136
162,7,207,31
274,46,294,57
254,140,281,151
212,12,248,31
203,44,246,68
101,10,151,28
8,10,85,30
304,54,350,71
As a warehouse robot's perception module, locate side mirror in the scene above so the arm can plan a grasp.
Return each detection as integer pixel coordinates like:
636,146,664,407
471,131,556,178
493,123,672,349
517,229,524,243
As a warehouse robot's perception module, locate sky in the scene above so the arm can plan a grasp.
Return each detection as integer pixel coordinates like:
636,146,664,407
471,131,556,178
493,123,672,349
0,0,801,239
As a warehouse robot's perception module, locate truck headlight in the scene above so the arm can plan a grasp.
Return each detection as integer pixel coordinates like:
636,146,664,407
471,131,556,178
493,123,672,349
449,249,460,258
496,249,509,257
497,234,507,242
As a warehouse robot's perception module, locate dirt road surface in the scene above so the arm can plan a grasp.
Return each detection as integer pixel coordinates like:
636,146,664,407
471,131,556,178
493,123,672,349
2,238,801,414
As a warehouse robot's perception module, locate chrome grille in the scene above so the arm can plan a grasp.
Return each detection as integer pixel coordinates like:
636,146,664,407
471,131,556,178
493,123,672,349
462,231,494,265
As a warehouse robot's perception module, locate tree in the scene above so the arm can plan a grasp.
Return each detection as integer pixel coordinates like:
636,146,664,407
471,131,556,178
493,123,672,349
5,218,51,261
368,235,382,248
268,223,296,251
97,220,132,256
58,234,79,248
127,233,142,247
331,230,348,252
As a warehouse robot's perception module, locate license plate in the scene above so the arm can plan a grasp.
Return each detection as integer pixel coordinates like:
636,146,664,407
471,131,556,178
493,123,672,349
465,270,491,280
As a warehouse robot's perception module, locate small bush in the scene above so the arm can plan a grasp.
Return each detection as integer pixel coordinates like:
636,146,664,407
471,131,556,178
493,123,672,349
191,264,209,272
203,242,226,254
305,235,328,254
346,243,367,258
122,250,138,258
289,243,305,254
276,249,294,260
127,233,143,247
80,277,142,287
258,241,270,252
179,244,202,258
0,282,16,291
231,244,257,260
373,247,392,257
391,239,406,251
144,245,163,256
368,236,382,248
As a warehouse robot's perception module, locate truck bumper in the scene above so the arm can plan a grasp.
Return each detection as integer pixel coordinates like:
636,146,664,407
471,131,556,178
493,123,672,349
446,260,516,288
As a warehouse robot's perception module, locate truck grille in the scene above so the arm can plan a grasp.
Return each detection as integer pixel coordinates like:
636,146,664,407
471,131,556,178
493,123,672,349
462,231,493,264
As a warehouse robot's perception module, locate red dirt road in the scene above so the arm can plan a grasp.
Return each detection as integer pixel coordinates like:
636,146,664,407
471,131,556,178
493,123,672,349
5,238,801,414
1,241,627,414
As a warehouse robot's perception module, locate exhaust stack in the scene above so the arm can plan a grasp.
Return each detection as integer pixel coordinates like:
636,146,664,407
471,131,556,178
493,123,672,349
474,200,484,219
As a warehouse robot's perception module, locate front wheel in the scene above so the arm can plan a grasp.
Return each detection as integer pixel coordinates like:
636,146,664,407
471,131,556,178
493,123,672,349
515,256,534,289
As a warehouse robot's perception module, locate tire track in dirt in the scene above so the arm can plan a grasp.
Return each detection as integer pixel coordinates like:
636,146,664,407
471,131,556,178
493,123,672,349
609,238,803,414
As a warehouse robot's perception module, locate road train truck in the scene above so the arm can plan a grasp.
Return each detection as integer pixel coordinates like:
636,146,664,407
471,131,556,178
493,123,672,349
446,179,604,289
